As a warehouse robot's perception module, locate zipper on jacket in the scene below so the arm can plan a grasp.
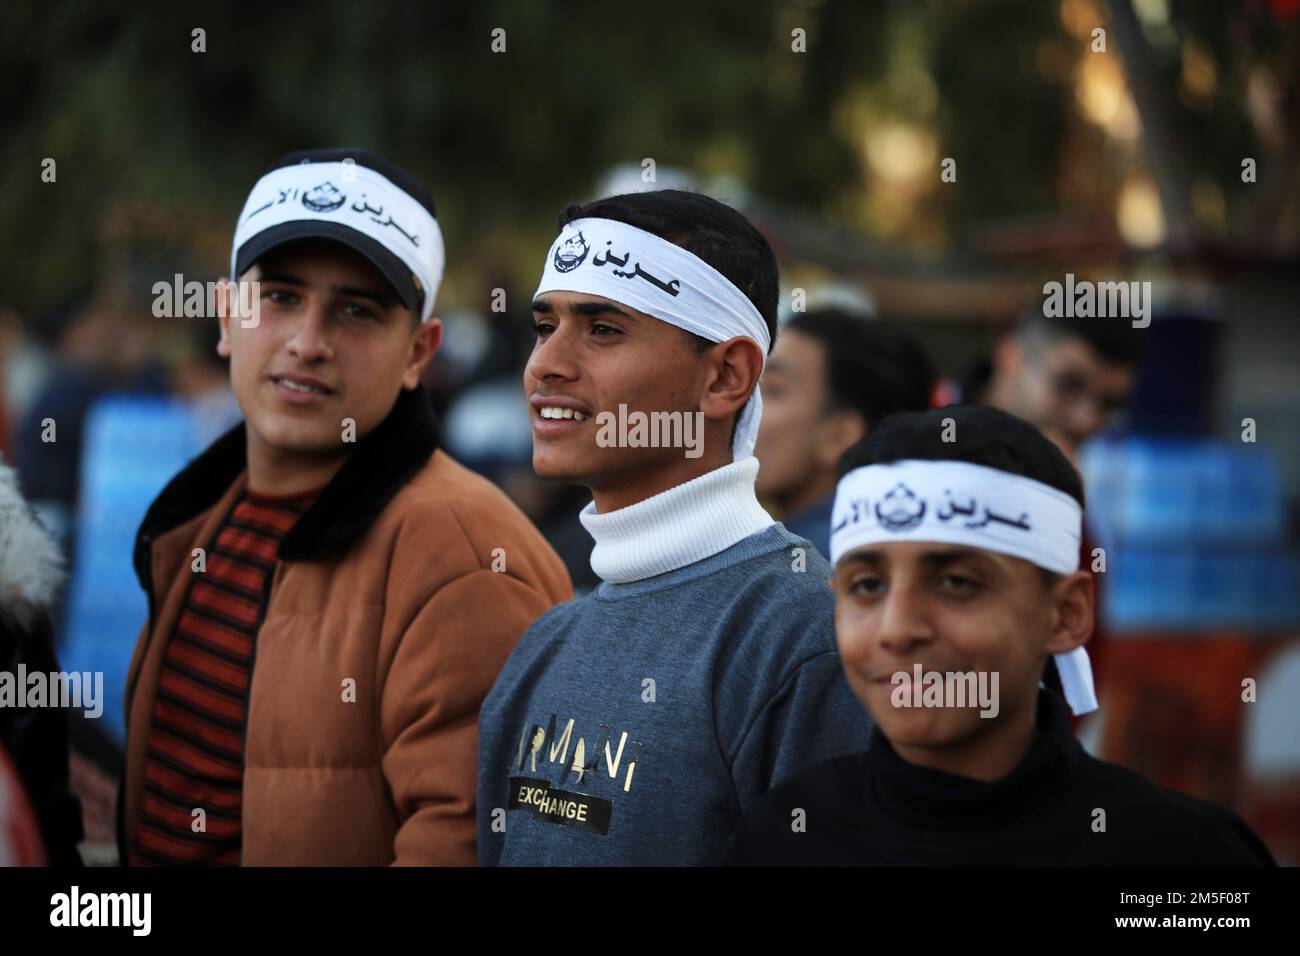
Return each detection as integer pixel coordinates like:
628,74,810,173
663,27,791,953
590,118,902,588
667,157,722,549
119,530,157,861
238,561,278,866
124,532,158,712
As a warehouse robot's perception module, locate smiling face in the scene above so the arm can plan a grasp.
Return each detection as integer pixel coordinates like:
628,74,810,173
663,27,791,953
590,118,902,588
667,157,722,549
217,238,441,489
832,540,1093,776
525,290,724,508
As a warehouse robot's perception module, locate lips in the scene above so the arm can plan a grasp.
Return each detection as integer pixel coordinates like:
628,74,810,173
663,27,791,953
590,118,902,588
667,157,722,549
268,372,336,406
530,395,592,425
538,406,589,422
871,665,927,686
269,372,335,396
869,663,966,686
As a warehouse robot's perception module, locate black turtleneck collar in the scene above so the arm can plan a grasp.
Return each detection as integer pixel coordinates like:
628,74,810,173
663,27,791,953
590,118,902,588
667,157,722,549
133,384,441,594
865,688,1081,830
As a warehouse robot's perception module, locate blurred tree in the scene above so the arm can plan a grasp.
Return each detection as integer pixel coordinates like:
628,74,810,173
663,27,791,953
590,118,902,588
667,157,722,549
0,0,1295,317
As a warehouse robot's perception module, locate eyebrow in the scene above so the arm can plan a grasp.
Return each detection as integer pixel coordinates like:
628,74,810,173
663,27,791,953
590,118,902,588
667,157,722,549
258,272,306,287
335,285,392,309
259,272,392,309
839,547,995,571
531,297,633,319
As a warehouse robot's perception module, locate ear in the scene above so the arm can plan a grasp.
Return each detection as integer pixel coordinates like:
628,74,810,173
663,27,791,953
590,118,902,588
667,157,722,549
1044,570,1095,656
698,336,764,424
402,316,443,390
992,334,1024,379
815,410,867,471
216,278,234,359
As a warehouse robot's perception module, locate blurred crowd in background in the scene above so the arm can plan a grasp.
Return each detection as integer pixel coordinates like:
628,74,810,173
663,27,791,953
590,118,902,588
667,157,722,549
1,0,1298,864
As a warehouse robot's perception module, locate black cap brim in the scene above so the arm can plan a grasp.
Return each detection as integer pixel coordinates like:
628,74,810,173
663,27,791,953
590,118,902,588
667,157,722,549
234,221,422,314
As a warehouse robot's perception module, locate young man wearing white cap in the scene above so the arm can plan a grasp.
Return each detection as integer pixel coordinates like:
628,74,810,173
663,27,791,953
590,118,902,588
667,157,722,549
476,190,870,866
121,148,571,866
727,405,1274,865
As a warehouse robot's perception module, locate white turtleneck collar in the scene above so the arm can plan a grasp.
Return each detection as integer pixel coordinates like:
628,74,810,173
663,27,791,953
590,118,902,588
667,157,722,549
579,457,775,584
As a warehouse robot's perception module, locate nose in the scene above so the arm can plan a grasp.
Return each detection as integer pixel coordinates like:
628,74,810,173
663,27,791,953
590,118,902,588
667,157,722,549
1065,394,1104,443
875,578,935,656
524,319,580,388
286,299,334,364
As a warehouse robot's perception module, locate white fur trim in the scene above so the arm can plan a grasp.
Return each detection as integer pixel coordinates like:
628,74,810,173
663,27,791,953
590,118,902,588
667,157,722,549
0,457,66,627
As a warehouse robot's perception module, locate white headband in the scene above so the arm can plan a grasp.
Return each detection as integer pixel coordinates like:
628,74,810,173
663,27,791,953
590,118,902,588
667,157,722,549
231,160,445,324
534,216,771,459
831,459,1097,715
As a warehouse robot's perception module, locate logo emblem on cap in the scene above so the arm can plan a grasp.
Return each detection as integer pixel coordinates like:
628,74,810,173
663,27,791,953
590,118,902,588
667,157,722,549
302,181,346,213
875,483,926,532
553,231,589,273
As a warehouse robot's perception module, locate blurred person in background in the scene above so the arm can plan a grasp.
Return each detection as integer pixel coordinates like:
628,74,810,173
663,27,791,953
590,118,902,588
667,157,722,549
17,295,168,521
754,308,934,558
14,294,167,641
171,316,242,446
0,455,85,865
968,311,1143,466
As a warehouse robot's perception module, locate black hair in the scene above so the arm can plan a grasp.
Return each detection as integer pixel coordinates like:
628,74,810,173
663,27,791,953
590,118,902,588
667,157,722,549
33,287,94,348
838,405,1084,508
956,353,994,405
1018,310,1145,367
557,189,779,352
786,309,934,429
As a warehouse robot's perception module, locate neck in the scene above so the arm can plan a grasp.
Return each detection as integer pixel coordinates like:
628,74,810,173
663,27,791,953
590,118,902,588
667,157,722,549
580,456,774,583
890,693,1038,782
245,433,351,496
590,446,733,513
772,469,837,518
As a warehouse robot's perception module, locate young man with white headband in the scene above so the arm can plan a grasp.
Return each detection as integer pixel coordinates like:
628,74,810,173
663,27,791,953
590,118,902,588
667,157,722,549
477,190,869,866
120,148,571,865
727,406,1274,865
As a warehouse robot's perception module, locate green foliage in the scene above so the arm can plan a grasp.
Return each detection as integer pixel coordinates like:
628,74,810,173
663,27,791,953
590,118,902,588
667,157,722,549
0,0,1290,317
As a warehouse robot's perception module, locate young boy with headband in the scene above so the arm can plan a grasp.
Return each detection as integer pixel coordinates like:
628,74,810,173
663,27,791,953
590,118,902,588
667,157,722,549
477,190,870,865
727,405,1274,865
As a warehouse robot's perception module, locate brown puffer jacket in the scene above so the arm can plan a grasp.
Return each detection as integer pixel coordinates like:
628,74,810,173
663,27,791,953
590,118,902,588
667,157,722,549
120,386,571,865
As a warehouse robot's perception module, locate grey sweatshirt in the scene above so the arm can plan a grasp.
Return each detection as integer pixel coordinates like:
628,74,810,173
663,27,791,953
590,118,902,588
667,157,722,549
477,522,872,865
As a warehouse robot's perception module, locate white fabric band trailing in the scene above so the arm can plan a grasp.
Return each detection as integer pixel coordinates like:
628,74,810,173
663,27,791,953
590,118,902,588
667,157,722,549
830,458,1097,715
534,216,770,459
231,160,444,324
